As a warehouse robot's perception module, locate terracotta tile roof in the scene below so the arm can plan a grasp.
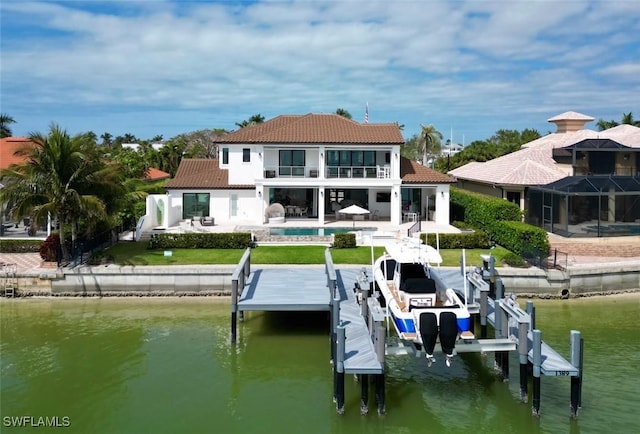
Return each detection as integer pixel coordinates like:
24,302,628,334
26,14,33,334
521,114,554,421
145,167,171,181
400,157,456,184
216,113,404,144
164,159,254,189
0,137,33,170
449,124,640,186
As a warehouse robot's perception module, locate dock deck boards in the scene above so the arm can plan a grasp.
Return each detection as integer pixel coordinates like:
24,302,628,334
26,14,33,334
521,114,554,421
336,269,384,374
237,267,382,375
237,268,331,311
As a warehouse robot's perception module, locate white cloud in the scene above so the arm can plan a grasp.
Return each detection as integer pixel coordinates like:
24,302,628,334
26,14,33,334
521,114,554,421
1,0,638,141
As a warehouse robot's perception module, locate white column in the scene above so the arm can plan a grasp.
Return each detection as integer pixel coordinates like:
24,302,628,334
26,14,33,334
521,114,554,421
435,187,450,225
318,187,326,225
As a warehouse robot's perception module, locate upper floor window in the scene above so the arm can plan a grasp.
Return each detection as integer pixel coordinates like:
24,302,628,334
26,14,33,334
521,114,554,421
222,148,229,164
326,150,377,166
242,148,250,162
279,150,305,176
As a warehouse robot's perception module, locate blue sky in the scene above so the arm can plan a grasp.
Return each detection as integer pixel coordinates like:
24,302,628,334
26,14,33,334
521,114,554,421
1,0,639,144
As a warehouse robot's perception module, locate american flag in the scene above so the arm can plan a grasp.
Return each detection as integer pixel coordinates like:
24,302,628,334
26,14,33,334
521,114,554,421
364,103,369,123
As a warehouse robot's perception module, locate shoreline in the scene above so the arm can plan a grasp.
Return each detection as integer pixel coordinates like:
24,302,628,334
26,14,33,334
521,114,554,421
3,288,639,301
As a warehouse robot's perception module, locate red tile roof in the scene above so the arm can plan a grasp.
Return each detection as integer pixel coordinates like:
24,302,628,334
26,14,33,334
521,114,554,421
0,137,33,169
216,114,404,144
164,159,254,189
400,157,456,184
145,167,171,181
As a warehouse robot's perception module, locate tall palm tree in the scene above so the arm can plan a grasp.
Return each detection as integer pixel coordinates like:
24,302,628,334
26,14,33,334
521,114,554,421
0,113,16,138
419,124,443,167
0,124,125,261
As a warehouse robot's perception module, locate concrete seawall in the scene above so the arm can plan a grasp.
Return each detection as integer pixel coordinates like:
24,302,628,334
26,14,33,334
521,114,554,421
496,261,640,297
6,262,640,298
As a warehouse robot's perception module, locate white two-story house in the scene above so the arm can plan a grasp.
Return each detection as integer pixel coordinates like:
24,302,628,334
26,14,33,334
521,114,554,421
144,114,454,231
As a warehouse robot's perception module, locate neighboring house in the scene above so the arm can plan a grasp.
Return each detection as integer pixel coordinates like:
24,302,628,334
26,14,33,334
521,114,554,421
441,142,464,157
0,136,32,170
145,113,455,230
1,137,33,229
449,111,640,237
145,167,171,181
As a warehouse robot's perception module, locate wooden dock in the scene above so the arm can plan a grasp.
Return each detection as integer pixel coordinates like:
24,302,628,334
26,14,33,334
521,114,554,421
228,248,583,418
229,254,382,377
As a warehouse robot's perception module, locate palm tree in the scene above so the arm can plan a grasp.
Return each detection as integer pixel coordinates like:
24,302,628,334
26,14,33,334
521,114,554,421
235,114,265,129
0,113,16,138
335,108,352,119
100,132,113,147
0,124,125,261
597,112,640,130
621,112,640,127
419,124,443,167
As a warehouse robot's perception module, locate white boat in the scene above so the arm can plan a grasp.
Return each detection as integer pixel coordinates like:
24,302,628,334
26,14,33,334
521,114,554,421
373,238,474,366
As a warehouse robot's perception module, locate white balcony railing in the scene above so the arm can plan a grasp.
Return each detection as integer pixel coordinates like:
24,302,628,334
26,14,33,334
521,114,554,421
264,166,319,178
326,165,390,179
262,165,391,179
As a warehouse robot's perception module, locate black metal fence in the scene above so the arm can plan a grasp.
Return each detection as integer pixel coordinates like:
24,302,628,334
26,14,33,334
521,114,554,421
522,246,568,271
56,225,130,267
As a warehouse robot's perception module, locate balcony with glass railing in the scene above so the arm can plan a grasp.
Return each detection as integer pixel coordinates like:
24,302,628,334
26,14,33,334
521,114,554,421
325,165,390,179
262,165,391,179
264,166,319,178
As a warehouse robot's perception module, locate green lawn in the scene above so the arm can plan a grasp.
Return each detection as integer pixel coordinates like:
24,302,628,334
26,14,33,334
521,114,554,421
103,242,508,267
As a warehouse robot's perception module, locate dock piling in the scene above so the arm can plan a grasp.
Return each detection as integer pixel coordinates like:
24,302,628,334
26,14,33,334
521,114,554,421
570,330,583,419
335,323,346,414
518,321,529,402
360,374,369,415
532,329,542,416
231,279,238,343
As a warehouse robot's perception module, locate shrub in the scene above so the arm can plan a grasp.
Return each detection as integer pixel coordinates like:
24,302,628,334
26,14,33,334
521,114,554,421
39,234,60,262
332,233,356,248
501,252,528,268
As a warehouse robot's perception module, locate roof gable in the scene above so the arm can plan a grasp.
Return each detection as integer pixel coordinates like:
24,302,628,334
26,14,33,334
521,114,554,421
216,113,404,144
164,159,254,190
400,157,455,184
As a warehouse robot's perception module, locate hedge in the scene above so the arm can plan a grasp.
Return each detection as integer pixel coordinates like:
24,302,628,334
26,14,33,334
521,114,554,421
491,220,550,257
148,232,252,249
451,187,549,257
450,187,522,230
0,239,42,253
420,230,491,249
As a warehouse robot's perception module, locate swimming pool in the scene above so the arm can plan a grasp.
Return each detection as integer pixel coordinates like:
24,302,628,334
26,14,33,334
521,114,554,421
269,227,376,236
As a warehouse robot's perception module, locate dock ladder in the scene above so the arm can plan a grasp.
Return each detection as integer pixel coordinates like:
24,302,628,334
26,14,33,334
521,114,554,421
3,263,17,297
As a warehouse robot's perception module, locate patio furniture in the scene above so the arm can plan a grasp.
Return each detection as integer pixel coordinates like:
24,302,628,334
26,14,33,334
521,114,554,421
200,216,215,226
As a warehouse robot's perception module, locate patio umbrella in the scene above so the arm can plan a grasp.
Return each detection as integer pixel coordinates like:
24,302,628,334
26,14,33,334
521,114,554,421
338,204,370,228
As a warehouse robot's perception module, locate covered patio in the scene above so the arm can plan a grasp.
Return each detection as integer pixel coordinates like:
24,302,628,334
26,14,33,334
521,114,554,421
527,175,640,237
